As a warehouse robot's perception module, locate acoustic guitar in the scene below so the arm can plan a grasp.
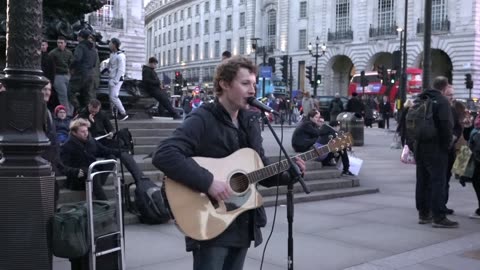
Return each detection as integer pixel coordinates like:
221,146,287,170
164,133,353,241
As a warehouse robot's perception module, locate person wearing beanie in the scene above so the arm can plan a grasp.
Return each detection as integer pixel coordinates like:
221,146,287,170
68,28,98,113
53,105,72,144
107,37,128,121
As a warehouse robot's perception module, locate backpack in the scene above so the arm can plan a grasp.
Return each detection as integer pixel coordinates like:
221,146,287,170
405,96,437,145
133,177,171,224
112,128,134,154
469,130,480,162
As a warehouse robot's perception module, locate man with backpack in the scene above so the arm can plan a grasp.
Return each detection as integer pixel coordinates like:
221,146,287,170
408,76,458,228
329,93,344,126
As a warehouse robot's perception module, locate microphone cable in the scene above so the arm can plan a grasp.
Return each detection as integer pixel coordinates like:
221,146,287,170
259,113,285,270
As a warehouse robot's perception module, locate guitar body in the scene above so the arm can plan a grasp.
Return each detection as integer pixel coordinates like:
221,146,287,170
164,148,265,241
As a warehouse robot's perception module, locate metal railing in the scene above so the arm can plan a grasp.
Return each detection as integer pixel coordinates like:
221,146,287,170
369,24,397,38
416,17,450,34
327,28,353,41
88,15,124,30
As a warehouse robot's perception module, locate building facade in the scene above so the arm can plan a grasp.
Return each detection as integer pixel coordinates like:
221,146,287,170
88,0,146,79
145,0,480,98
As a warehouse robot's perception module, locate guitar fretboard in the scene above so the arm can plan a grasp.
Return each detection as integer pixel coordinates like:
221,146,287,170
246,144,331,184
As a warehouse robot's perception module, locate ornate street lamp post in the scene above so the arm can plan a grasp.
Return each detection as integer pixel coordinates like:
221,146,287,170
308,36,326,97
0,0,54,269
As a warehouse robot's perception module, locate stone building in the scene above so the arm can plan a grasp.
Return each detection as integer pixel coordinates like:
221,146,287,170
145,0,478,98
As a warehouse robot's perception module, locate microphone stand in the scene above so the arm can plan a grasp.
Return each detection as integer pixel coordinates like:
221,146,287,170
260,112,310,270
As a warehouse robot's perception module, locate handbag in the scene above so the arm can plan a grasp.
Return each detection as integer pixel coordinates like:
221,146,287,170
452,145,474,178
400,145,415,164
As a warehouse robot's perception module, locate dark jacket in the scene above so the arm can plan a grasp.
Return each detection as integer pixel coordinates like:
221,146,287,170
451,106,462,145
41,51,55,83
77,108,113,138
346,97,364,115
70,40,96,76
329,98,344,114
152,101,291,251
291,120,333,152
417,89,453,152
142,65,160,94
60,135,120,189
379,101,392,116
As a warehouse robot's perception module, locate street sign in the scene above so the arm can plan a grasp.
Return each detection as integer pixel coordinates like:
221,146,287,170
260,66,272,78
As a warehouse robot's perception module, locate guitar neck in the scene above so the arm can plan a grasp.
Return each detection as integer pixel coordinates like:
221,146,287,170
247,144,330,184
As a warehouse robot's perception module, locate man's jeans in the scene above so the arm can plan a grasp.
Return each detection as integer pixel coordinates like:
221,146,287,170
109,80,126,115
193,246,248,270
53,74,72,115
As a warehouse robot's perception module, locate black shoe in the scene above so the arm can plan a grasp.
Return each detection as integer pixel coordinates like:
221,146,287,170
418,215,432,224
432,217,459,228
118,114,129,121
342,170,354,176
444,208,454,215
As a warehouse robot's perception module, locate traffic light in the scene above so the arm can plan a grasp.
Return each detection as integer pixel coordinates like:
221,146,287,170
377,65,383,79
360,71,369,87
175,71,182,85
315,74,322,86
378,65,388,85
268,57,276,73
306,66,313,83
465,73,473,89
280,55,288,82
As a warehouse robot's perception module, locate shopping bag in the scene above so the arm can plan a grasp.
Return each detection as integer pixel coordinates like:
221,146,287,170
400,145,415,164
452,145,474,178
390,134,402,149
338,154,363,176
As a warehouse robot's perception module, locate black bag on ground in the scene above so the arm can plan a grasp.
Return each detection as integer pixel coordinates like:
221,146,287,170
112,128,134,154
134,177,171,224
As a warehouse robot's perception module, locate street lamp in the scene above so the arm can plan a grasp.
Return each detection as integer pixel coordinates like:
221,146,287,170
308,36,327,97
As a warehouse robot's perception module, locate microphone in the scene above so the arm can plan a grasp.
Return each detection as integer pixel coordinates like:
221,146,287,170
247,97,279,115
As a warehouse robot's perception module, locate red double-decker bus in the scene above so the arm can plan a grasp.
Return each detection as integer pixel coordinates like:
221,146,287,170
348,67,423,110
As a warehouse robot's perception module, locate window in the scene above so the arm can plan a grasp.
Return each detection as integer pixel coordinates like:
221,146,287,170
187,24,192,38
196,4,200,15
227,0,232,7
239,12,245,27
154,20,158,31
226,38,232,52
168,14,171,25
239,37,245,54
187,45,191,61
154,35,157,47
174,28,177,42
180,10,184,20
267,10,277,48
215,17,221,32
204,20,209,34
215,0,220,10
174,12,177,23
188,7,192,17
432,0,447,30
162,51,166,66
214,40,220,58
226,15,232,30
239,0,245,4
336,0,350,33
173,49,177,63
298,29,306,49
167,50,171,65
163,33,166,45
300,1,307,18
195,44,199,60
377,0,395,31
195,22,200,36
180,27,184,40
180,47,183,62
158,35,161,47
204,1,210,13
168,30,171,44
204,42,209,59
163,17,166,27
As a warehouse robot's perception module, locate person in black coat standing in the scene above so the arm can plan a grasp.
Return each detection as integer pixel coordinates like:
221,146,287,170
152,56,306,270
142,57,181,119
378,95,392,129
346,92,364,116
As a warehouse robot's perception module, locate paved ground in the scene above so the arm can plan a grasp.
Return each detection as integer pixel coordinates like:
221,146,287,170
53,123,480,270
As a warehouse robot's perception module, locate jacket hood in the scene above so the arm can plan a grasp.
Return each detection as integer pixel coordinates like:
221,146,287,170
142,65,154,71
198,100,258,128
419,89,443,99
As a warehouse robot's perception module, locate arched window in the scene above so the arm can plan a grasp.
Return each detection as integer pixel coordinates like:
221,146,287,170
267,9,276,49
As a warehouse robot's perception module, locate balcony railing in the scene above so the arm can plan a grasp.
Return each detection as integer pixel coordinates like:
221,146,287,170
327,28,353,41
369,24,397,38
88,15,124,30
416,17,450,34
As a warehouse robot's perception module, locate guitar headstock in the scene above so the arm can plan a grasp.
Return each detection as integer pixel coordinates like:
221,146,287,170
327,132,353,152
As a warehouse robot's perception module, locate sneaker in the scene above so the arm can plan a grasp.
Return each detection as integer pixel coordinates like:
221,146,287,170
118,114,129,121
469,209,480,219
342,170,354,176
432,217,459,228
418,215,432,224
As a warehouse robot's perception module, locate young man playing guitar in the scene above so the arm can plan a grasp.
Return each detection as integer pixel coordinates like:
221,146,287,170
152,56,306,270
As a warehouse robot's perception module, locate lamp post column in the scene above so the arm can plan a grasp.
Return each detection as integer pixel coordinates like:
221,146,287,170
313,46,319,97
0,0,54,269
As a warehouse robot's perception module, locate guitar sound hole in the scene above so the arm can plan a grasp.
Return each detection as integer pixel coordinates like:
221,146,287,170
229,173,249,193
